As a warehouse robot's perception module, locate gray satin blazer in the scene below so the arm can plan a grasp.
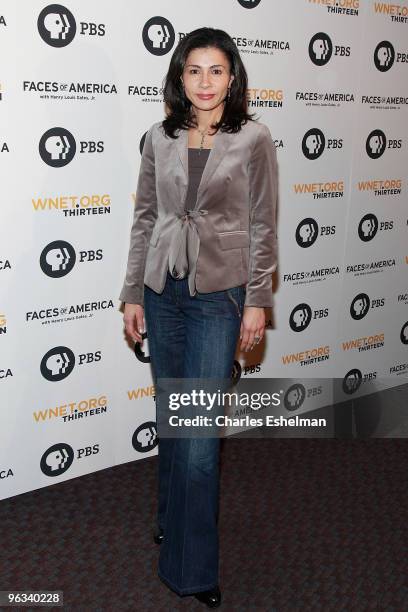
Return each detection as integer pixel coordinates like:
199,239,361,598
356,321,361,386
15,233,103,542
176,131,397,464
119,118,278,307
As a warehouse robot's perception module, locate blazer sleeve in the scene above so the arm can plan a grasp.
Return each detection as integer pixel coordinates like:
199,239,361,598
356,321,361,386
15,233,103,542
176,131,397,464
245,123,278,308
119,124,158,306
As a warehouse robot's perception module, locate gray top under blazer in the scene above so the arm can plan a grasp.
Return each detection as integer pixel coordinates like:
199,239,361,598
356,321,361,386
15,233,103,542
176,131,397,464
167,147,211,286
119,119,278,308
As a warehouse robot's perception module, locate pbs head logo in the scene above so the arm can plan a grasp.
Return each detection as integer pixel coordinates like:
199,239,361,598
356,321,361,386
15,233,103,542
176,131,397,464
39,128,76,167
358,214,378,242
40,443,74,476
366,130,386,159
374,41,395,72
342,369,363,395
142,17,175,56
309,33,333,66
38,4,76,47
284,383,306,411
296,218,319,248
350,294,370,321
41,346,76,381
40,240,76,278
289,303,312,332
132,422,158,453
302,129,325,160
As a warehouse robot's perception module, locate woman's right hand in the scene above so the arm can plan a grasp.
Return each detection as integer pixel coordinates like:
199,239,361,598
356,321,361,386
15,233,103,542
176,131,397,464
123,303,145,345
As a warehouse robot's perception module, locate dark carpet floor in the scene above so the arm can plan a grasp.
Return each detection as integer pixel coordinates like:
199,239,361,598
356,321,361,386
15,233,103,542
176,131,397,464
1,437,407,611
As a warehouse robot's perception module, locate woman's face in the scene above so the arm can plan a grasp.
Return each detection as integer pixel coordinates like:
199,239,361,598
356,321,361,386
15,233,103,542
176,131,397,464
181,46,234,114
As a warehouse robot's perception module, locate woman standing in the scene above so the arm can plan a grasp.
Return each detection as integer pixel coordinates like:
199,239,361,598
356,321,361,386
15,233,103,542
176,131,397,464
120,27,278,608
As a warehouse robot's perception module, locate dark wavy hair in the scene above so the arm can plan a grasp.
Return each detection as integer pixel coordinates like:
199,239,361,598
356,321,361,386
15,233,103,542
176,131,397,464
161,27,258,138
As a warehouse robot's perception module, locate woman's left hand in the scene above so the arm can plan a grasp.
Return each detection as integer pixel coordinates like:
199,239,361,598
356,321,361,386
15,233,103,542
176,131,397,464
240,306,265,352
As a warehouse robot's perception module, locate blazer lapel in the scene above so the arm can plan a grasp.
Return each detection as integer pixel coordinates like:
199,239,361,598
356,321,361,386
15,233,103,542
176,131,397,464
174,127,189,182
175,126,234,209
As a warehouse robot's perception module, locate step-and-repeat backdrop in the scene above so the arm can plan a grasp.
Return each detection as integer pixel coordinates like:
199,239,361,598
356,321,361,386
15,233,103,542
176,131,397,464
1,1,407,500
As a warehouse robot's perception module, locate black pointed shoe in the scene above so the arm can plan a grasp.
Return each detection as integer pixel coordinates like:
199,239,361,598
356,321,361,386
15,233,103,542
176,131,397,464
153,526,164,545
193,585,221,608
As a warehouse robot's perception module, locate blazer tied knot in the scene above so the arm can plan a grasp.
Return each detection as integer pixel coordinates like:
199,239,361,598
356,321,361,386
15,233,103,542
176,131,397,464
168,208,209,296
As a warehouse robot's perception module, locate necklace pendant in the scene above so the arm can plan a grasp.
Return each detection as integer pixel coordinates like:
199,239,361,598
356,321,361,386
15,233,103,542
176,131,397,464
199,134,205,154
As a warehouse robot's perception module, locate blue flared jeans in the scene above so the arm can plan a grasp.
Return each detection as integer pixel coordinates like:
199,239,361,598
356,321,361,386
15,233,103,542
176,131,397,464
143,270,245,595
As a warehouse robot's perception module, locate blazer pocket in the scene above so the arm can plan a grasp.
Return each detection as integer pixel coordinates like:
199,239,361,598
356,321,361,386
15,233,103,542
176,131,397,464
218,230,250,250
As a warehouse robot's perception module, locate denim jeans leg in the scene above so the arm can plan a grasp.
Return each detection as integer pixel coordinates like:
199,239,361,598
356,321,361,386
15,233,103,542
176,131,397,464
157,282,245,595
143,276,185,533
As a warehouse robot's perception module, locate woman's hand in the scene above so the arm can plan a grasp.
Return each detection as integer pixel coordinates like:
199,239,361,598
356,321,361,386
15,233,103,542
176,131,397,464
240,306,265,352
123,303,145,345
